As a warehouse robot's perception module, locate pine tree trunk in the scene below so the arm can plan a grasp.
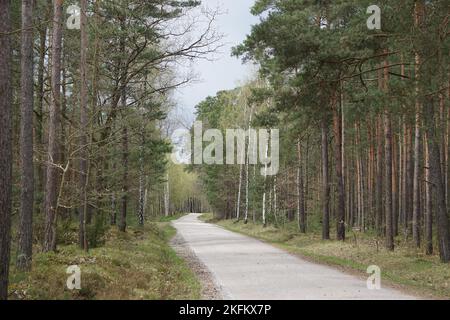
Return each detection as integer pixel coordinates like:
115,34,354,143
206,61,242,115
406,125,414,238
0,0,12,300
118,81,128,231
79,0,89,251
412,0,424,248
138,173,145,225
44,0,64,252
17,0,35,271
424,132,433,255
412,109,422,248
367,124,375,229
111,193,117,225
304,137,309,216
333,93,345,240
119,125,129,232
35,0,52,195
297,140,306,233
424,97,450,262
355,124,362,228
398,125,403,232
164,173,170,217
383,57,394,251
384,112,395,251
321,120,330,240
375,115,383,236
393,127,400,236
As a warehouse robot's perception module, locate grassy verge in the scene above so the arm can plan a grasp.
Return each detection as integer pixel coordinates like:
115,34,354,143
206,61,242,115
200,213,450,299
8,222,200,300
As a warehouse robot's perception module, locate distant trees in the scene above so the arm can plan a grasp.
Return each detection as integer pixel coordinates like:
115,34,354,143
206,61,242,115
197,0,450,263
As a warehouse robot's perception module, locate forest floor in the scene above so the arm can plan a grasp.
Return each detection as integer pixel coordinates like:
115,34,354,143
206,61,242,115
8,221,201,300
200,214,450,299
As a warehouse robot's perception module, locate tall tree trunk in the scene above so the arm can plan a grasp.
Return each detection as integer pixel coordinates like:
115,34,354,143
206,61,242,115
0,0,12,300
412,109,422,248
355,124,362,228
297,140,306,233
35,0,52,196
406,125,414,238
322,120,330,240
383,57,394,251
341,81,345,217
111,193,117,225
79,0,89,251
110,155,117,225
273,177,278,222
244,112,253,224
384,112,395,251
138,174,145,225
304,136,309,217
138,134,145,226
398,125,403,233
392,129,399,236
375,115,383,236
447,99,450,208
368,124,375,229
355,123,365,230
333,93,345,240
44,0,64,252
236,160,244,221
412,0,424,249
119,125,129,232
424,132,433,255
424,97,450,262
118,75,128,231
164,173,170,217
17,0,35,271
262,143,268,227
91,0,101,220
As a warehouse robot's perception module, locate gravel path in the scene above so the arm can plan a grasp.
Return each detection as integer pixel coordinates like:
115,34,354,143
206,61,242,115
170,232,223,300
172,213,417,300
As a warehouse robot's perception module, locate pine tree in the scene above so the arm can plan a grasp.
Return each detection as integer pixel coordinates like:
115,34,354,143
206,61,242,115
17,0,35,271
0,0,13,300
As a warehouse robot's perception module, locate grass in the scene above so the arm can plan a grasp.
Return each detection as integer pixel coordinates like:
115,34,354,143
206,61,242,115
200,213,450,299
8,222,200,300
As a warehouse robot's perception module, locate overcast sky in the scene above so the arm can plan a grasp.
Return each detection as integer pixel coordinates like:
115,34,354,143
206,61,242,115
171,0,259,124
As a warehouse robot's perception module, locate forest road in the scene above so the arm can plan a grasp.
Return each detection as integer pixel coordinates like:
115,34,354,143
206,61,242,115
172,213,417,300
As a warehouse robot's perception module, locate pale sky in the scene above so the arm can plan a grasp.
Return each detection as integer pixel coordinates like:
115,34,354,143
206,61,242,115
172,0,259,125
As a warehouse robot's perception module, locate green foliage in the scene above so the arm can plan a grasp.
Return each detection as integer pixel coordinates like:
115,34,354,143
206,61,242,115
8,223,200,300
196,0,450,262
